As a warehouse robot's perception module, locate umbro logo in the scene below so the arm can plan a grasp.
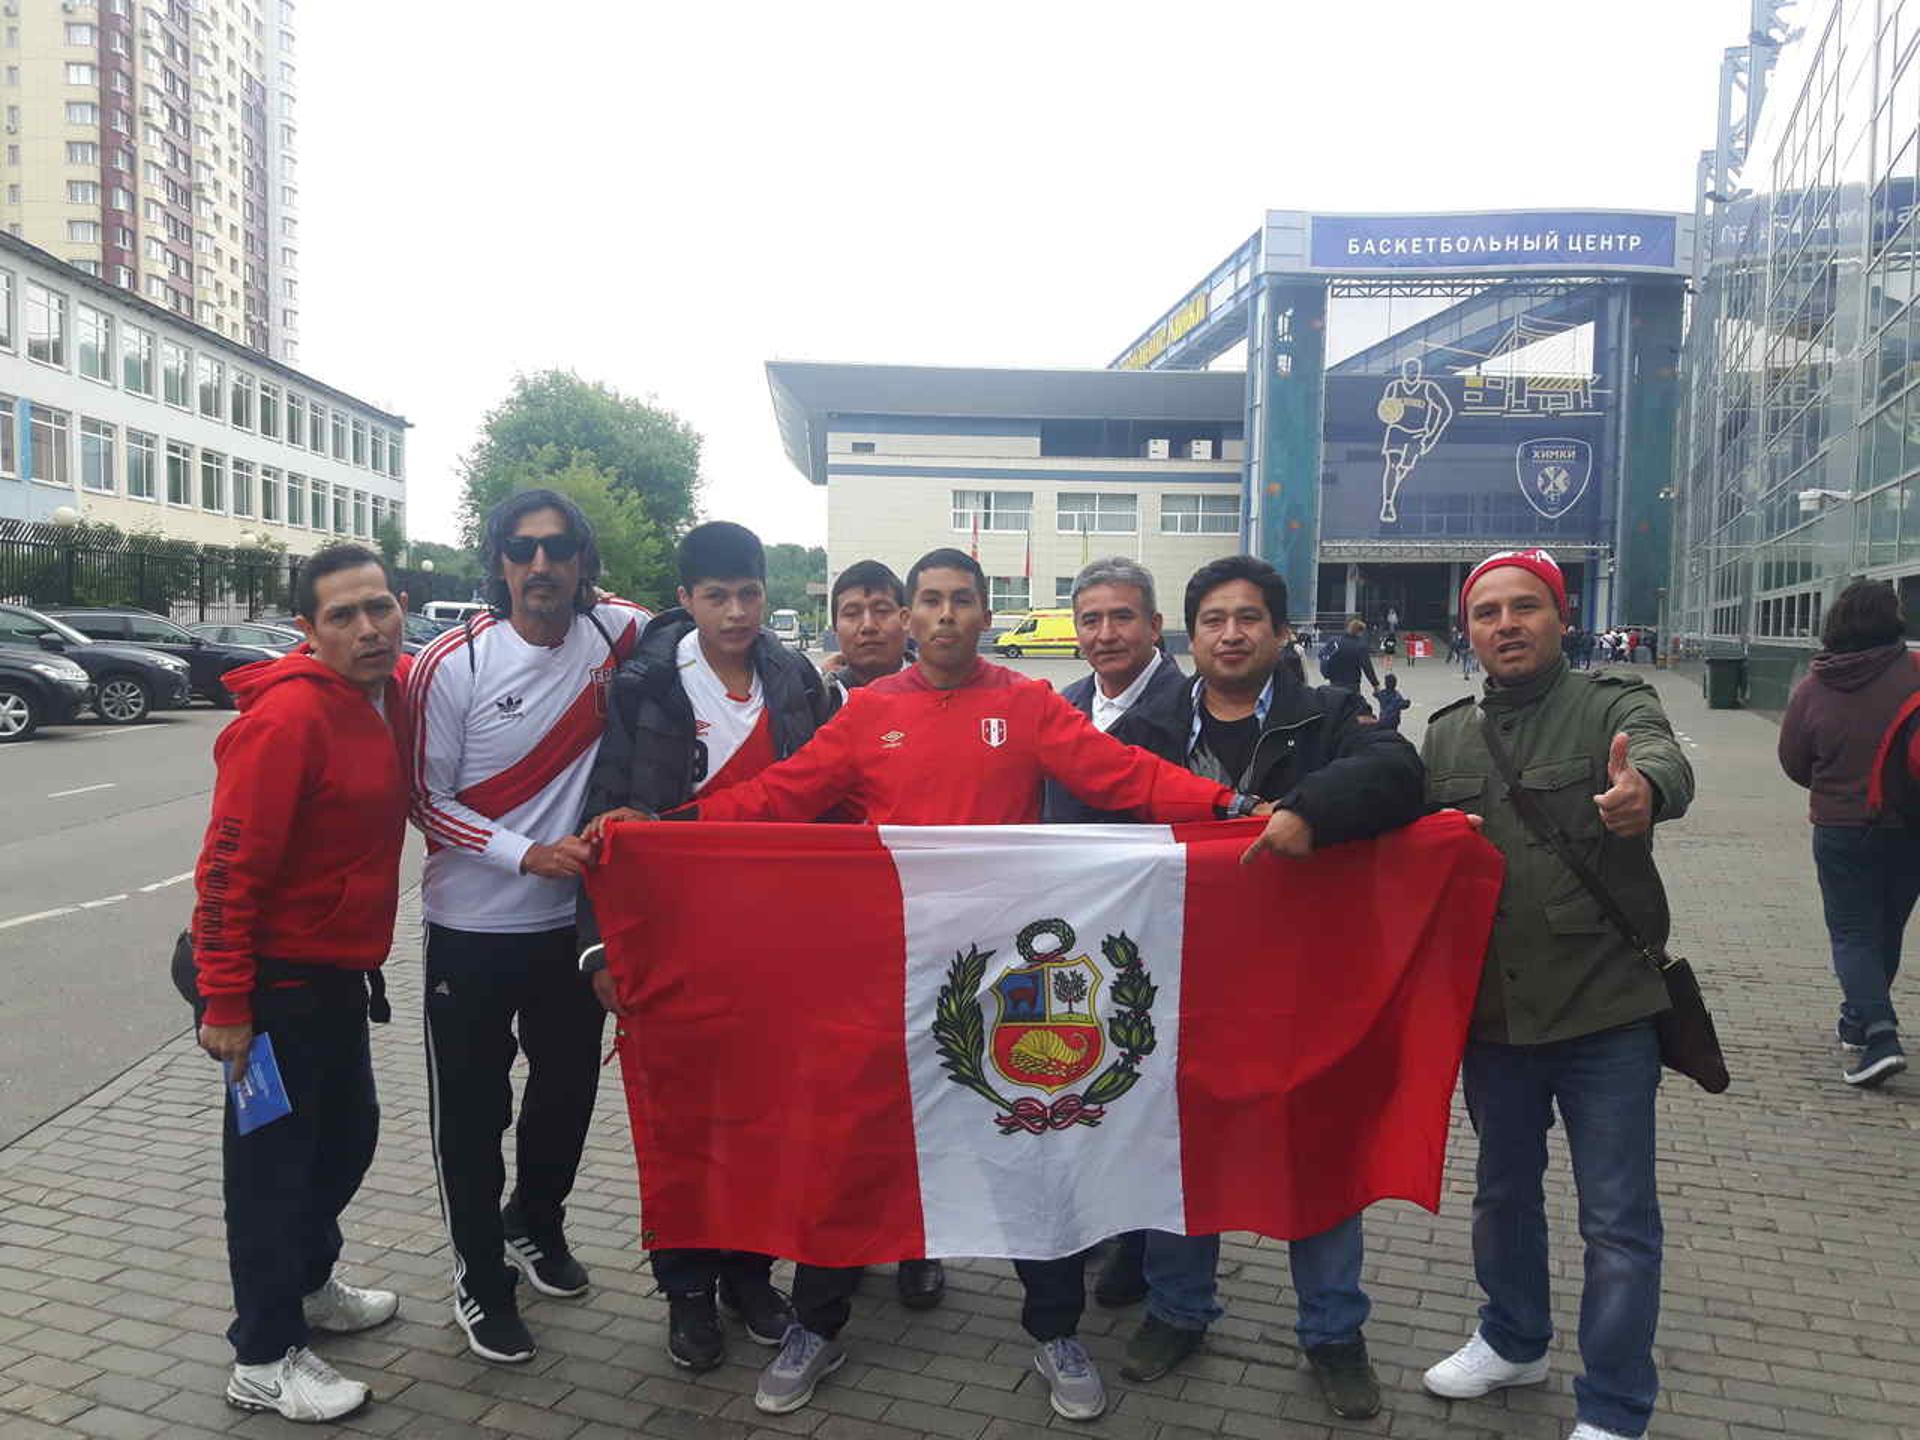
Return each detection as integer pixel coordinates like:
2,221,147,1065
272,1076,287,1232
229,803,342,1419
880,729,906,749
494,693,524,719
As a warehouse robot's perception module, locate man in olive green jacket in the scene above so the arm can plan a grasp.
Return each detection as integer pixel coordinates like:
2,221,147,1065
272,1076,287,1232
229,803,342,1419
1417,549,1692,1440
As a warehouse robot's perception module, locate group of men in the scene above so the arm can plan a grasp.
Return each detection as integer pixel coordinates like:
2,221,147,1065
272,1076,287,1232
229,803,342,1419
189,487,1694,1440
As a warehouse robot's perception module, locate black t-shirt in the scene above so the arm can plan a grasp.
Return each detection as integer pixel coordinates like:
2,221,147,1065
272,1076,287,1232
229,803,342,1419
1198,703,1260,785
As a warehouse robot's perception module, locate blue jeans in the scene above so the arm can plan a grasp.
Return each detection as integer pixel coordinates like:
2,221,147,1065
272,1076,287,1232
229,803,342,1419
1464,1022,1662,1438
1136,1216,1369,1349
1813,824,1920,1041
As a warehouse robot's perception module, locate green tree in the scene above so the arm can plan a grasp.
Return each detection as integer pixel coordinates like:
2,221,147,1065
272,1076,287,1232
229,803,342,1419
409,539,482,586
764,542,827,618
373,515,405,565
457,371,701,551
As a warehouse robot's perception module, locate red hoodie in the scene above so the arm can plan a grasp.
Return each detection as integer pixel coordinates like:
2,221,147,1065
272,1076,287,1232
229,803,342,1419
692,659,1235,825
191,650,412,1027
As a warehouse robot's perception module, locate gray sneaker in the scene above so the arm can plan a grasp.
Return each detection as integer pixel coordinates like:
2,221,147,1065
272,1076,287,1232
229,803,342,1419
1033,1336,1106,1421
754,1325,846,1414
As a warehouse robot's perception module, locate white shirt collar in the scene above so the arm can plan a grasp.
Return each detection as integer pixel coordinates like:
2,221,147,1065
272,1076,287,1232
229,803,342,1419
1090,650,1164,733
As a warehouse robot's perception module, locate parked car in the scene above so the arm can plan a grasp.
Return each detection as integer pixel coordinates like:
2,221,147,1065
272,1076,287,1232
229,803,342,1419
421,600,490,626
0,644,91,743
769,608,805,651
991,609,1078,658
44,607,277,708
188,621,303,652
254,611,435,656
0,603,193,725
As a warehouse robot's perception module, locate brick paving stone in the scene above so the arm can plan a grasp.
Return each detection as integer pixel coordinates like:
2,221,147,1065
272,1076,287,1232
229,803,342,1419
1,667,1917,1437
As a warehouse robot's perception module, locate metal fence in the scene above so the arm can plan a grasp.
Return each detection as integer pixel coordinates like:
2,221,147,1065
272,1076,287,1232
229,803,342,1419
0,521,443,625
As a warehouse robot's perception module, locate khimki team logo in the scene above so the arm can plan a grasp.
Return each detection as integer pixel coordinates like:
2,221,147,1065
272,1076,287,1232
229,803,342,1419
932,918,1158,1135
1515,437,1594,520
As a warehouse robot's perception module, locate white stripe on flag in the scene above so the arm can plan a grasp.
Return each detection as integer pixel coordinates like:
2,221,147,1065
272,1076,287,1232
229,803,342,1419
885,824,1188,1261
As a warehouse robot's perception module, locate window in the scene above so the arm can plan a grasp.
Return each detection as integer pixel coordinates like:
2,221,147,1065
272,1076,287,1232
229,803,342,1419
64,102,97,125
75,303,110,382
1056,492,1137,534
28,405,69,485
951,489,1032,533
126,428,154,499
369,425,385,473
0,390,14,474
161,339,189,406
65,22,97,45
229,369,253,429
1160,493,1239,534
66,220,100,244
286,471,304,527
231,458,253,517
1055,576,1077,607
165,440,191,503
309,477,326,531
257,380,279,438
125,614,186,645
329,408,346,459
350,417,365,467
990,577,1031,613
352,488,367,536
26,283,66,367
66,180,99,205
196,353,223,419
80,418,114,493
286,391,305,448
260,465,279,521
65,62,96,86
0,270,11,349
389,434,403,478
65,140,98,164
120,323,152,394
200,449,225,511
332,484,348,533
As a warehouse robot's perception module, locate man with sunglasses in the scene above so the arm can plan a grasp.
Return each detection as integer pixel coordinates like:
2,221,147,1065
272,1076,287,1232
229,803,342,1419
406,488,650,1365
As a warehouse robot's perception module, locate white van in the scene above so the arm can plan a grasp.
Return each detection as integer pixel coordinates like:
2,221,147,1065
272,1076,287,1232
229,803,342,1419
769,608,805,650
421,600,491,626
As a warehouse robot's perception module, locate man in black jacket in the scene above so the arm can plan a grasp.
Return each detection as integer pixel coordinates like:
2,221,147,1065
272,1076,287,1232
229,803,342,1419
1319,616,1381,697
1098,555,1425,1421
574,522,827,1374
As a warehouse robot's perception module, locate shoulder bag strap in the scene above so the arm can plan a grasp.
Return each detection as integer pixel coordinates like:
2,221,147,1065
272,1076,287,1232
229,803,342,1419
1479,706,1670,971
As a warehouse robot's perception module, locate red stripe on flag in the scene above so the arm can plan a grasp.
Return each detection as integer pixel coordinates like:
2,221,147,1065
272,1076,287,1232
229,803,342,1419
457,678,603,820
1171,811,1501,1239
591,821,926,1264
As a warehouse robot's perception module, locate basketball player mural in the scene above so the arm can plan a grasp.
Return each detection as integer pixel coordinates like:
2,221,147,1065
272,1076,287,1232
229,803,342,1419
1376,358,1454,524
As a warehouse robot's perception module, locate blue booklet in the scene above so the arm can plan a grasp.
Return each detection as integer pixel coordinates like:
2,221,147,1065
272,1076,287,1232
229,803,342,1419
227,1034,292,1135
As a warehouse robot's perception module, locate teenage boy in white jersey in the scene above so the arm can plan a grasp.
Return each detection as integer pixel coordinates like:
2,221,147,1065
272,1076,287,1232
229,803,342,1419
574,521,831,1372
406,489,648,1364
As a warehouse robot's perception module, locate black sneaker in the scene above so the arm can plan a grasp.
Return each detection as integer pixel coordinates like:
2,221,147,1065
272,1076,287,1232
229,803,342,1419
895,1259,945,1311
718,1275,795,1346
1119,1314,1204,1382
667,1290,724,1371
1092,1240,1148,1308
502,1200,589,1298
1305,1336,1381,1420
453,1273,535,1365
1845,1032,1907,1088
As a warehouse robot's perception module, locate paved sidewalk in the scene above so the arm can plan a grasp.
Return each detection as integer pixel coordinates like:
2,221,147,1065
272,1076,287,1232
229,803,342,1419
2,664,1917,1440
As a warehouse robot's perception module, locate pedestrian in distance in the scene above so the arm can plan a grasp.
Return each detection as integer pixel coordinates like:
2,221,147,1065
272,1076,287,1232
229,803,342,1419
1778,579,1920,1087
1319,616,1381,697
1071,554,1427,1418
1375,672,1409,731
1419,547,1694,1440
586,546,1291,1423
406,488,651,1365
192,543,410,1423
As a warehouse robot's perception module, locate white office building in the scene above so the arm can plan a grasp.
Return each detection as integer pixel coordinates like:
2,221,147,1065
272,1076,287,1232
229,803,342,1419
0,231,405,552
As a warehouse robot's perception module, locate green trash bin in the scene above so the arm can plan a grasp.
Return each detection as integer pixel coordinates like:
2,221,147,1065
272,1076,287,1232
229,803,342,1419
1704,655,1746,709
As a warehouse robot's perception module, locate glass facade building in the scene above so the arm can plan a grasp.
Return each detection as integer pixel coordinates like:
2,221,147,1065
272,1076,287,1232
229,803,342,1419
1675,0,1920,705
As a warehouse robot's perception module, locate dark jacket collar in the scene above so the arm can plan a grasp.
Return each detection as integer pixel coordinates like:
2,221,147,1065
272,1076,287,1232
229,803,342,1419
1481,653,1570,711
1063,652,1184,718
629,607,789,697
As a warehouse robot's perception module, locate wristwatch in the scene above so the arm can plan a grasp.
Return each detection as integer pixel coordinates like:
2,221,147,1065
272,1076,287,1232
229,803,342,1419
1224,792,1262,820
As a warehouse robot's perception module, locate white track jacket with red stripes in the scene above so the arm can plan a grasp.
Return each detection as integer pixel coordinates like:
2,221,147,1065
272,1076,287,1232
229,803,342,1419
407,600,647,933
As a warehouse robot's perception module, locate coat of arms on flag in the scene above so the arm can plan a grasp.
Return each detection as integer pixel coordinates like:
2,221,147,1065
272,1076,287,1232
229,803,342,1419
934,918,1159,1134
980,717,1008,748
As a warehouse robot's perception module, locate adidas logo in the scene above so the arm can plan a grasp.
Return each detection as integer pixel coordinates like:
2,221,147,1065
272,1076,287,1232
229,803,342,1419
493,693,524,718
432,980,452,997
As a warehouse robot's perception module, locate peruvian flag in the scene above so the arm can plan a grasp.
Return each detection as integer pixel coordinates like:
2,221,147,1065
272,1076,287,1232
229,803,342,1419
588,813,1500,1264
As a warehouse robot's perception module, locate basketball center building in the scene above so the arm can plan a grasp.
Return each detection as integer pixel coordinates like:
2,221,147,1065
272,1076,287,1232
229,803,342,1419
768,207,1692,637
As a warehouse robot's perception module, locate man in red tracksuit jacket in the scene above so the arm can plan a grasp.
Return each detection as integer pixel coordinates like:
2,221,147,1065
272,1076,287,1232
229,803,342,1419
588,547,1293,1422
191,544,412,1425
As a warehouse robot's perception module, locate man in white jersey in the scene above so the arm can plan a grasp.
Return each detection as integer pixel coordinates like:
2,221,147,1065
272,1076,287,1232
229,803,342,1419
406,489,649,1365
574,522,832,1376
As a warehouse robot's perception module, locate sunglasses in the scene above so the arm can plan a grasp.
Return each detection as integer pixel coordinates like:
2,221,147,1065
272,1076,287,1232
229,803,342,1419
501,532,582,565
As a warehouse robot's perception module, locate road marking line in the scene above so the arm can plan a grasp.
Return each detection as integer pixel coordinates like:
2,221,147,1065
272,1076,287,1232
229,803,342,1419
47,782,116,798
80,894,129,909
0,906,78,932
139,872,194,893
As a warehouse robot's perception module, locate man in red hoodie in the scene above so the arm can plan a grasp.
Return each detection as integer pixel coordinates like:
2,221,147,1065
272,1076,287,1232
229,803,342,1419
192,542,411,1425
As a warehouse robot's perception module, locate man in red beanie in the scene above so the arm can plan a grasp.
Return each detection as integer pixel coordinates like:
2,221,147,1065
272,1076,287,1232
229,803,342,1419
1416,547,1694,1440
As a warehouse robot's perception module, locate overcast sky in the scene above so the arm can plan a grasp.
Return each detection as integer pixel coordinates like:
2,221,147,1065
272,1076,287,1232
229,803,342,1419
296,1,1745,550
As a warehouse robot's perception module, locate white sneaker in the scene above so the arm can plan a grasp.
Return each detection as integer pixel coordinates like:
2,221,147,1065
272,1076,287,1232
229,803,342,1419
226,1346,370,1422
1569,1425,1639,1440
1422,1329,1550,1399
302,1271,399,1333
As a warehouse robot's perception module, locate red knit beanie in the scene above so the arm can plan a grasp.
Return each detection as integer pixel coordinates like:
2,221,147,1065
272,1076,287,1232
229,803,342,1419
1460,548,1567,624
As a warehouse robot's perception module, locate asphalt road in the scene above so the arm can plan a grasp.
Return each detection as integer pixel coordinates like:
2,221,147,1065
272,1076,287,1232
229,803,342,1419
0,704,425,1148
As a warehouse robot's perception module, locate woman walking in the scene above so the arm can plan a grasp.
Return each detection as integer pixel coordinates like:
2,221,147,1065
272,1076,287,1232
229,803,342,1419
1779,581,1920,1087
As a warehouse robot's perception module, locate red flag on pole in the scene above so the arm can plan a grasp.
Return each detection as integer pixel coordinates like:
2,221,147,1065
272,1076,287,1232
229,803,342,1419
1023,526,1032,581
970,511,980,561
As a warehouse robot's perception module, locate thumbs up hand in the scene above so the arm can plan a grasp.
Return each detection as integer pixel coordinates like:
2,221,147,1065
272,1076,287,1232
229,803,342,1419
1593,731,1654,837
